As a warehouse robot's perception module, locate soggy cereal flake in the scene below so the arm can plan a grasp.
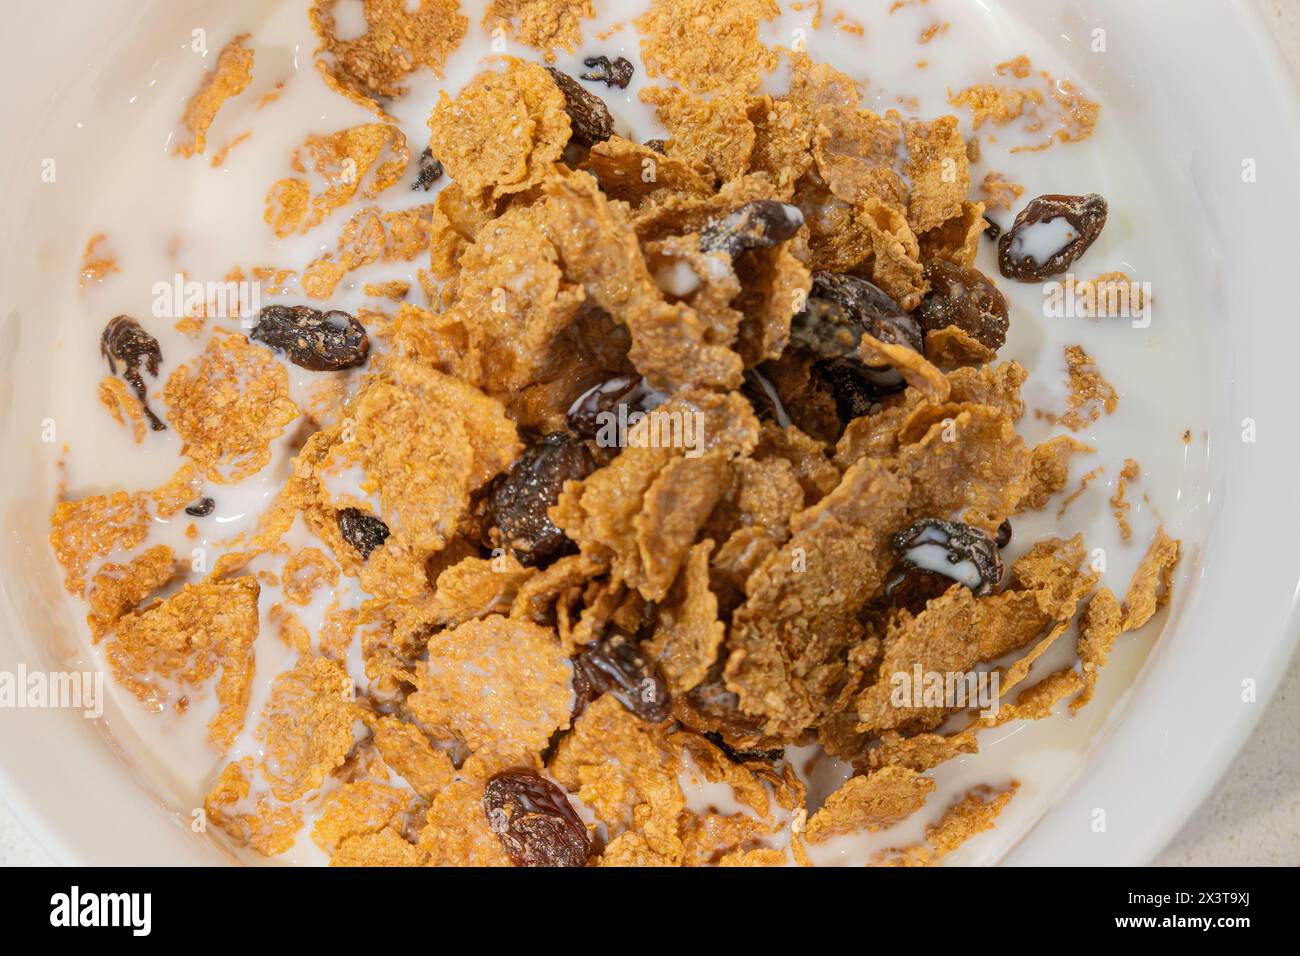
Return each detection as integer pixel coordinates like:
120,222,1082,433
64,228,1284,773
410,616,572,755
903,116,969,233
747,96,813,188
428,554,536,625
417,768,515,866
856,198,927,311
298,123,410,230
551,694,684,860
97,376,147,444
1109,457,1139,540
312,780,416,854
1074,272,1149,317
485,0,593,62
646,540,724,693
282,547,339,606
640,86,755,184
163,332,299,483
636,0,780,94
205,758,303,856
924,325,995,371
259,655,358,802
1018,434,1093,512
859,331,949,405
426,60,570,200
813,109,906,209
364,713,457,798
980,171,1024,211
918,200,986,267
873,781,1017,865
948,81,1043,131
49,491,151,595
1122,527,1179,631
85,545,176,642
1072,587,1122,713
806,766,935,841
310,0,468,116
110,576,259,750
333,826,428,866
1058,344,1118,431
176,35,253,157
79,233,120,288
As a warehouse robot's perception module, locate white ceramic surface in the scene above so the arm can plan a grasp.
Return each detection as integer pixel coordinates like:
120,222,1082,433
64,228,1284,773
0,0,1297,866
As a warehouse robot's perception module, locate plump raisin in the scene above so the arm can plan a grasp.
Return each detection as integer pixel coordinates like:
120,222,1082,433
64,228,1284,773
891,518,1004,597
249,305,369,371
486,433,596,567
995,518,1013,549
574,629,671,722
185,497,215,517
565,374,667,440
338,508,390,559
412,147,444,190
483,769,591,868
698,201,805,258
703,731,784,764
546,68,615,147
791,272,923,361
914,260,1010,351
101,315,166,431
998,193,1108,282
580,54,634,89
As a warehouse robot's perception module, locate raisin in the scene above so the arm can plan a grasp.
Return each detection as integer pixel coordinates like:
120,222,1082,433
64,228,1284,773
644,138,667,154
995,518,1012,549
698,201,805,258
100,315,166,431
891,518,1004,597
815,358,882,422
883,566,957,613
486,433,596,567
249,305,370,371
792,273,923,361
565,374,666,440
574,629,671,722
702,731,783,764
483,769,591,868
185,497,215,517
579,54,634,89
411,147,444,190
997,193,1108,282
982,214,1002,241
338,508,390,559
546,68,615,147
914,260,1010,351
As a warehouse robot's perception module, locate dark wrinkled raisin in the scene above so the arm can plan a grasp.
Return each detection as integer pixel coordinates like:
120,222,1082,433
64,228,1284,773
566,374,666,440
249,305,369,371
740,368,792,426
914,260,1010,351
101,316,166,431
883,566,957,613
338,507,390,559
644,138,667,154
185,497,215,517
546,68,615,147
998,193,1108,282
487,433,596,567
995,519,1013,549
891,518,1004,597
483,769,590,867
580,54,634,89
574,629,670,722
792,273,923,361
982,214,1002,241
815,359,880,423
698,200,805,258
411,147,444,190
703,731,783,764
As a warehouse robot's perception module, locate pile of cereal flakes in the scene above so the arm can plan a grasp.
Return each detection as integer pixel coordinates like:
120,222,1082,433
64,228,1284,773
52,0,1179,866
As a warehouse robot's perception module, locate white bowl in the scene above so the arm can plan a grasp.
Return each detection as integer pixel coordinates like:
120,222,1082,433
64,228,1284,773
0,0,1297,865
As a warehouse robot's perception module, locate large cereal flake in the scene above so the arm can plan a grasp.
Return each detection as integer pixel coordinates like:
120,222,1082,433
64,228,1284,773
646,540,725,693
409,616,572,755
363,713,457,798
49,492,152,594
298,123,411,231
109,576,260,750
310,0,468,116
640,86,756,184
484,0,593,62
805,766,935,842
903,116,969,234
259,655,358,802
86,545,176,642
426,60,570,200
416,756,516,866
176,35,253,157
636,0,780,94
163,332,298,483
312,780,418,856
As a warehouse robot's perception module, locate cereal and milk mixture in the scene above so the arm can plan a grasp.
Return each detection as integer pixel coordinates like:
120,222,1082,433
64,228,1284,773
49,0,1182,866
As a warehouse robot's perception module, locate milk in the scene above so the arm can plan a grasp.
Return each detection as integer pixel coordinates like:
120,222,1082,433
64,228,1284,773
43,0,1213,865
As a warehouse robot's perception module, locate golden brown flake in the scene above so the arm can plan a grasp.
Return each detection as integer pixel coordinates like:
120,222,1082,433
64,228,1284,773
176,35,253,157
636,0,780,94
